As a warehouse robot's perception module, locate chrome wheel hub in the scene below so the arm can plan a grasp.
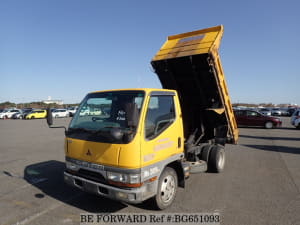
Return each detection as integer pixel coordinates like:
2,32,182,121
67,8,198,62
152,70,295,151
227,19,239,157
160,175,176,203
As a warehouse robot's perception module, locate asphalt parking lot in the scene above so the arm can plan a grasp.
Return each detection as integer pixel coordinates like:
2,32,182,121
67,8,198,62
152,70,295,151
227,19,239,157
0,117,300,225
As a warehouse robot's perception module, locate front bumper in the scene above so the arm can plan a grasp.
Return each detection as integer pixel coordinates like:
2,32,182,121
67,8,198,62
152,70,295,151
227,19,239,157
64,171,157,204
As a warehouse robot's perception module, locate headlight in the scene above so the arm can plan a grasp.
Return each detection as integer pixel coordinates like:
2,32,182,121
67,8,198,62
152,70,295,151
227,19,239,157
107,171,141,186
66,161,79,171
107,172,128,183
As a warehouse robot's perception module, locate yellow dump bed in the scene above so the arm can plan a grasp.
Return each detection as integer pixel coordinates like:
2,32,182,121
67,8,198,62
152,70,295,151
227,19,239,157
151,25,238,144
153,26,223,61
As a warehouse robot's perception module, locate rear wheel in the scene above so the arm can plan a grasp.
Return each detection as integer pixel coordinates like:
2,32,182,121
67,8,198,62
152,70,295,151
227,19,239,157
153,167,177,210
265,121,273,129
200,145,211,162
208,145,225,173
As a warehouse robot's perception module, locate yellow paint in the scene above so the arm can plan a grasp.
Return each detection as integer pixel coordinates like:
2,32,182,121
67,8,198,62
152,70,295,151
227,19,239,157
152,25,239,144
152,25,223,61
65,89,184,169
140,91,184,168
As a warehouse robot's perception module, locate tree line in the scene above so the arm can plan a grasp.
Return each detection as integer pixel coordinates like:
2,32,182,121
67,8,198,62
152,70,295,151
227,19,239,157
0,101,79,109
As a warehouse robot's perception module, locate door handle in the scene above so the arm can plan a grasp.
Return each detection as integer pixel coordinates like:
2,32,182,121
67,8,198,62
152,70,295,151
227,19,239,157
178,137,181,148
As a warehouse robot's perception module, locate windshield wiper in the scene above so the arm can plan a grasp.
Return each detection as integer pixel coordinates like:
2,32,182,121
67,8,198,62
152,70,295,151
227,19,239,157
68,127,94,134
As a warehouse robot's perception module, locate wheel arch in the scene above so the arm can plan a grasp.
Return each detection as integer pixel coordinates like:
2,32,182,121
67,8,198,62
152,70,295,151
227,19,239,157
165,160,185,188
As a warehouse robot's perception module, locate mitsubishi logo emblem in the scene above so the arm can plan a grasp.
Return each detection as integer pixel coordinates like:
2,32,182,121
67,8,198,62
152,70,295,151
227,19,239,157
86,149,92,156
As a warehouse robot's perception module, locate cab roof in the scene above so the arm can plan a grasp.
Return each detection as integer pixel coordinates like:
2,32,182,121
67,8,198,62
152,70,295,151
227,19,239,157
90,88,177,95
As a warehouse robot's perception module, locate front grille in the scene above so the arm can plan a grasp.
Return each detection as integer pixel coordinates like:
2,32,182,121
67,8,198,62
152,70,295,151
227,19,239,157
76,169,107,184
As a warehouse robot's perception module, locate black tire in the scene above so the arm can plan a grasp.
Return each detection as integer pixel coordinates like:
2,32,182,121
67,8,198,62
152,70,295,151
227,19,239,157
31,116,35,119
265,121,273,129
208,145,225,173
153,167,178,210
200,145,211,162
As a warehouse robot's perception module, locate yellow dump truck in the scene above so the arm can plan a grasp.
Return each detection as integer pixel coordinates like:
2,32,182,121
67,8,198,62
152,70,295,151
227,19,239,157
47,25,238,209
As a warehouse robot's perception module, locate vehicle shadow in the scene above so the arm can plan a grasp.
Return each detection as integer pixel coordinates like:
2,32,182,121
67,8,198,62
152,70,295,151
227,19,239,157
23,160,128,213
240,134,300,142
243,144,300,154
278,127,299,130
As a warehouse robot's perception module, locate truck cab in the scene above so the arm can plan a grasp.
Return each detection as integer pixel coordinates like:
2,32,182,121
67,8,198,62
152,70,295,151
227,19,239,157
63,89,185,209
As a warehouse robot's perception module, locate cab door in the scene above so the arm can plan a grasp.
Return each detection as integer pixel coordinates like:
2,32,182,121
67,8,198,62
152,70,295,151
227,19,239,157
140,92,184,168
245,110,265,126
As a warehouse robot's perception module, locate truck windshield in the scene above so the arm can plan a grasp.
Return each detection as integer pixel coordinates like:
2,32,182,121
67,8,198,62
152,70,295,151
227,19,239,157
67,91,145,144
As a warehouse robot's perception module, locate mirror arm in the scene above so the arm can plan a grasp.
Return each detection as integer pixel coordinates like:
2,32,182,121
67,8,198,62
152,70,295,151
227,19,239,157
48,125,67,132
48,125,68,135
46,108,67,134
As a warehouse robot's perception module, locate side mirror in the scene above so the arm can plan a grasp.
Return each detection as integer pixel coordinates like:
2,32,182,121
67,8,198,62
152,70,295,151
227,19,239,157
46,108,53,126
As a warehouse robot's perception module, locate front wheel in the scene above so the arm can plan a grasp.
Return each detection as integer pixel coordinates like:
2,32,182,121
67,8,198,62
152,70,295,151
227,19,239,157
153,167,177,210
265,121,273,129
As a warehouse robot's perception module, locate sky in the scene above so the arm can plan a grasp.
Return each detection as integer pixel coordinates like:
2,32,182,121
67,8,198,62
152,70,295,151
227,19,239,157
1,0,300,105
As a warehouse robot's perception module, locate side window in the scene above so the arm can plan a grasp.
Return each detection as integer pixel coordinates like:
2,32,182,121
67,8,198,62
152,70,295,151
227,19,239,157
235,110,243,116
145,95,175,140
247,111,258,116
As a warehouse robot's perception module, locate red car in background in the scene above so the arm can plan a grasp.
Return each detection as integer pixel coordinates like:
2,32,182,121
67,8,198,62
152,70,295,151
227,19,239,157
234,109,282,129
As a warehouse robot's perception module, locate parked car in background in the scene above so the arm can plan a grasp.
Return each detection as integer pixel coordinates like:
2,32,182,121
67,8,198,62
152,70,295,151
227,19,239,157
271,108,281,116
21,108,34,119
0,108,22,119
234,109,282,129
287,108,297,116
25,109,47,119
11,108,33,119
291,109,300,129
52,109,69,118
11,111,23,119
67,107,78,117
279,108,290,117
259,108,272,116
